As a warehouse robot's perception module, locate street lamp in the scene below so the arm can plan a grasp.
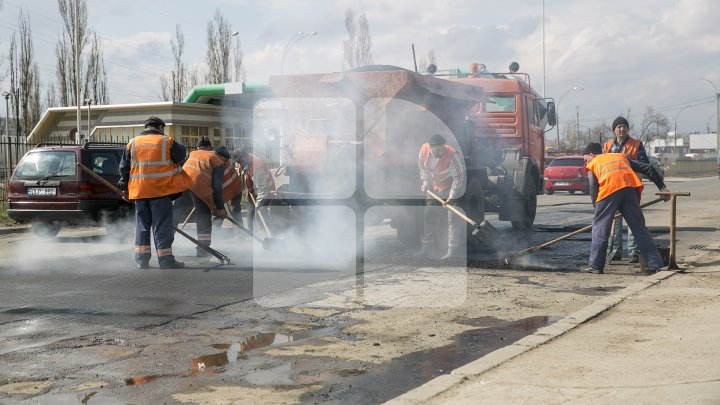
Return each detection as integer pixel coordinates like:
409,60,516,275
85,98,93,140
281,31,317,74
673,104,696,158
700,78,720,154
2,91,10,173
555,85,583,149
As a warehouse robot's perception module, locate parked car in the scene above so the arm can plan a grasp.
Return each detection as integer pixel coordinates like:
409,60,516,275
543,155,588,195
7,142,133,237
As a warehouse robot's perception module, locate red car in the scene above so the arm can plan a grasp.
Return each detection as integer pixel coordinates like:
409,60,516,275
543,156,589,195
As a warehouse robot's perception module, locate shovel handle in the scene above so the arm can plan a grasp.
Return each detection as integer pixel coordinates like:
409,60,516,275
426,189,478,226
248,192,272,237
503,197,664,263
77,162,231,265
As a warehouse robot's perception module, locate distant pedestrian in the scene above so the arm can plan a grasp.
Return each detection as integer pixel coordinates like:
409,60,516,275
581,142,668,275
119,116,192,269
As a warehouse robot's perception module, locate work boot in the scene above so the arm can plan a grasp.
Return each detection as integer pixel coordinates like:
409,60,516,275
580,266,603,274
441,247,463,261
136,262,150,270
629,255,640,264
196,247,211,257
159,258,185,269
413,243,436,258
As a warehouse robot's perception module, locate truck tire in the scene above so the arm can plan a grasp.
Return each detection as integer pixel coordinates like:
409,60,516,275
511,173,537,230
462,178,485,223
395,208,423,251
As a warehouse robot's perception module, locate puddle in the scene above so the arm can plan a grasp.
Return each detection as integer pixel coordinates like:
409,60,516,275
127,327,334,385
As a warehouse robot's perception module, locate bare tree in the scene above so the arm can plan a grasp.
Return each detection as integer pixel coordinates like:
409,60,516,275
205,9,235,84
343,9,373,70
160,25,189,102
7,9,42,139
232,35,246,83
637,106,670,144
84,31,109,104
55,0,109,107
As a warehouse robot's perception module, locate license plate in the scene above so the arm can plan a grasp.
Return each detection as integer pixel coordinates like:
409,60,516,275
28,187,57,197
555,182,569,186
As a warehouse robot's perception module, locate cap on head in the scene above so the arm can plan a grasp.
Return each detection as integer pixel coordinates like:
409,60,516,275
612,116,629,131
197,137,212,148
583,142,603,155
215,145,230,159
428,134,446,146
231,148,248,164
144,116,165,128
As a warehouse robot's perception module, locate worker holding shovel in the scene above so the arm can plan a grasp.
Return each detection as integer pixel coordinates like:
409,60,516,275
232,148,276,236
415,134,466,260
581,142,669,275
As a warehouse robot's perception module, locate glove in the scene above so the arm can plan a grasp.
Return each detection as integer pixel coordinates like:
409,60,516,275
117,180,128,191
658,187,670,202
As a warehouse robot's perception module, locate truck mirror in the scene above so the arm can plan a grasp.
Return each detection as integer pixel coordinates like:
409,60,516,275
546,101,557,127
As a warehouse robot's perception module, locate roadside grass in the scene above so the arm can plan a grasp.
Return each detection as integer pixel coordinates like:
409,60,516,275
0,206,11,224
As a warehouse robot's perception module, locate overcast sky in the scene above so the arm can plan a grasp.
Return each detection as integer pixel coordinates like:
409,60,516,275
1,0,720,137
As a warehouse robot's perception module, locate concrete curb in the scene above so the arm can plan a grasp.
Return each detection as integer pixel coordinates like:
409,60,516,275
384,244,720,405
0,226,28,235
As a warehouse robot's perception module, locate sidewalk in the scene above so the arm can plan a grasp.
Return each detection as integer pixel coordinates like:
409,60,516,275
388,243,720,404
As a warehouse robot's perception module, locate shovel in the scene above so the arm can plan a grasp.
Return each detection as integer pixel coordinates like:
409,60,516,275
426,189,498,249
502,197,664,265
77,162,231,265
221,205,284,250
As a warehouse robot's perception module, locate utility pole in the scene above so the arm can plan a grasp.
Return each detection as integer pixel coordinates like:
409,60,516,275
576,105,581,149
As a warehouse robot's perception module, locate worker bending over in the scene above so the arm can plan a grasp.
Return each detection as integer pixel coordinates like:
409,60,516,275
232,149,276,234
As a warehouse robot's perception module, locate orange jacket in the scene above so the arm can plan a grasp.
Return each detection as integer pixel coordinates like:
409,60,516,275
603,137,641,160
242,154,276,203
586,153,643,203
183,150,226,210
419,143,459,193
127,135,192,200
221,159,244,203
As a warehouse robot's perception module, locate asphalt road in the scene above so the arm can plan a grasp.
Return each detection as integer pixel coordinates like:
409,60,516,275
0,176,714,403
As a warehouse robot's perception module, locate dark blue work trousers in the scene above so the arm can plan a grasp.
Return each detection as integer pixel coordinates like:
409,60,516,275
134,196,176,266
589,187,663,271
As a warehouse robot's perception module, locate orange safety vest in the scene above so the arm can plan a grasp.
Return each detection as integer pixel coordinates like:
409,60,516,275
127,135,192,200
183,150,226,210
419,143,458,192
603,137,641,160
242,154,276,196
586,153,643,203
221,159,244,203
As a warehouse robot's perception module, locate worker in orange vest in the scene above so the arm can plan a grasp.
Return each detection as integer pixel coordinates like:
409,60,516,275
232,148,276,234
415,134,466,260
581,142,668,274
213,145,243,230
603,116,650,263
183,138,228,257
119,116,192,269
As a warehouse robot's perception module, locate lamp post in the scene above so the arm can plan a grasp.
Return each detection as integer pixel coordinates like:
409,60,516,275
555,85,583,149
281,31,317,74
673,104,696,158
700,78,720,154
84,98,93,140
228,31,239,82
2,91,10,173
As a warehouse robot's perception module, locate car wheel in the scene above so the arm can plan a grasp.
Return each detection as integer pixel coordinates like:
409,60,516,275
568,190,576,195
544,189,554,195
31,222,61,238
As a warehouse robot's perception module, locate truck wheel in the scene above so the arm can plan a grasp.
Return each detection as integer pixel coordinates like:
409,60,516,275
463,178,485,223
511,178,537,230
31,222,61,238
395,209,422,251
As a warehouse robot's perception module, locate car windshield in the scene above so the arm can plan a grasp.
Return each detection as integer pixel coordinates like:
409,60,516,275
549,158,584,167
13,151,77,181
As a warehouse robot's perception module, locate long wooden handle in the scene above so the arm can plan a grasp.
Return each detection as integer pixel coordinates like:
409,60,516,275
503,197,664,263
77,162,231,264
426,189,478,227
248,192,272,237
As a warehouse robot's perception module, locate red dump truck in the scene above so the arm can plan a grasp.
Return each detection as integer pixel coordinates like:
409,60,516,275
254,63,556,250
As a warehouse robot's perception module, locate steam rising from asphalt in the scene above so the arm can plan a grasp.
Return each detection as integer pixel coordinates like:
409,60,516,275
249,96,470,307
